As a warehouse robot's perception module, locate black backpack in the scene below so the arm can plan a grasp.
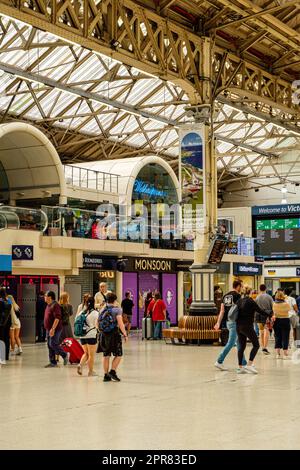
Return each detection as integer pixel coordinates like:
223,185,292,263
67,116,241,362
0,300,12,327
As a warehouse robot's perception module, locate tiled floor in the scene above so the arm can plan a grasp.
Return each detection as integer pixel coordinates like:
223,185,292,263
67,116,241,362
1,335,300,450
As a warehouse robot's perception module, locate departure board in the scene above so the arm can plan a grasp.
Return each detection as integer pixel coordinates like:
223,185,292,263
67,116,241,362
255,218,300,259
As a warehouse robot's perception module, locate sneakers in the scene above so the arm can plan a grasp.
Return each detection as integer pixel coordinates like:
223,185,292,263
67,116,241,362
245,365,258,374
44,363,57,368
63,353,70,366
77,365,82,376
88,371,98,377
109,369,121,382
214,361,228,371
276,354,282,359
283,355,290,360
0,360,6,365
103,373,112,382
16,347,22,356
237,367,247,374
262,348,270,355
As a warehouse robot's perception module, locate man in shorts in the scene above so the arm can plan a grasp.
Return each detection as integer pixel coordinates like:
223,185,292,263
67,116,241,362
121,292,134,335
100,293,128,382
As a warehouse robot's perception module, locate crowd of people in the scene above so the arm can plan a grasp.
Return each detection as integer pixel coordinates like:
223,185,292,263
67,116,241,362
2,277,299,379
214,281,300,374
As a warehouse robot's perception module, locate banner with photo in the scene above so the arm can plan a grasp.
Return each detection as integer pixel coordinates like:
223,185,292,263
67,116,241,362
179,126,205,241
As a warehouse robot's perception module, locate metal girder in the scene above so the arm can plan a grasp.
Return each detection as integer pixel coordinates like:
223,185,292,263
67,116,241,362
0,0,298,116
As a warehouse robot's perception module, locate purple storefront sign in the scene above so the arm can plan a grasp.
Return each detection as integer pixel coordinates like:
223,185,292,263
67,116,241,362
122,273,138,328
162,274,177,325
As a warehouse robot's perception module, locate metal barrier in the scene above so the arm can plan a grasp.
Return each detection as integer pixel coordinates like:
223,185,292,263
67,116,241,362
64,165,119,193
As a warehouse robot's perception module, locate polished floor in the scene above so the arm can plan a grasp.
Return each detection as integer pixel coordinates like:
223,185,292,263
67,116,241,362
1,335,300,450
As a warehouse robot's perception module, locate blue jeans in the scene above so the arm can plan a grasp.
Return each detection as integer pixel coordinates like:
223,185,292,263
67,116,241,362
153,321,163,339
217,321,247,366
47,329,67,364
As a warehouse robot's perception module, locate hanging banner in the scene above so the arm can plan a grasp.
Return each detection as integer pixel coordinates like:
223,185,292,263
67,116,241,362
179,126,205,241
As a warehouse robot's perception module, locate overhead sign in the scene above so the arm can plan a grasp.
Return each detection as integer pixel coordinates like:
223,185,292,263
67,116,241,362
124,257,176,272
12,245,34,261
83,254,117,270
207,238,227,265
233,263,262,276
252,204,300,216
0,255,12,273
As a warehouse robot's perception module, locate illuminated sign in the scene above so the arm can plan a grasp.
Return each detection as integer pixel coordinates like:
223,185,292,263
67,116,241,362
133,179,167,198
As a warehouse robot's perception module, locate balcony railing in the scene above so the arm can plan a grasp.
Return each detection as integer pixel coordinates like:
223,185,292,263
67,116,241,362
41,205,260,255
64,165,119,193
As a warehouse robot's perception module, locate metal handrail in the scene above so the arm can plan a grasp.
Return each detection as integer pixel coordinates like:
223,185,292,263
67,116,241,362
64,164,120,193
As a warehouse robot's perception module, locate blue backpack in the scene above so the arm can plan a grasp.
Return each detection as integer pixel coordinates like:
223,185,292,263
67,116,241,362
98,305,117,334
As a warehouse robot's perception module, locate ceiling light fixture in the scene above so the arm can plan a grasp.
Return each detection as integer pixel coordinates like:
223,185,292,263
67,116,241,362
281,198,287,204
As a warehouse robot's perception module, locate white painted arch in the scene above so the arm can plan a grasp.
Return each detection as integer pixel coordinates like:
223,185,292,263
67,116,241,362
71,155,180,206
0,122,66,202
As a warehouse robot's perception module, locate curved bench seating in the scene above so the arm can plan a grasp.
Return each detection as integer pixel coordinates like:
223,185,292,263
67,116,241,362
163,315,220,344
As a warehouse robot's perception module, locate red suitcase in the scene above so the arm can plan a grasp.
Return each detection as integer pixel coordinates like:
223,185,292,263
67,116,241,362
61,338,84,364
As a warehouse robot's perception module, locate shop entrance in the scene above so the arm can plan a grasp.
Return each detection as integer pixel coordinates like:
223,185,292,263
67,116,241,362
0,275,59,342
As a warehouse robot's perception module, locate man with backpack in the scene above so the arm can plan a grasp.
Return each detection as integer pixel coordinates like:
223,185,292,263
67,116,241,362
44,291,69,368
98,292,128,382
213,280,247,370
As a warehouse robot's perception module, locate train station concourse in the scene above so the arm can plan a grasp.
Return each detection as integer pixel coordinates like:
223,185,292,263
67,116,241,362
0,0,300,455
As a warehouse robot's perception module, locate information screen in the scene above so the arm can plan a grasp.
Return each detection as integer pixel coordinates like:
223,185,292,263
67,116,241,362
255,217,300,259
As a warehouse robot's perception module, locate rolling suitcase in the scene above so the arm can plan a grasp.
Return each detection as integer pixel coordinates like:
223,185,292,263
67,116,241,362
61,337,84,364
142,317,153,340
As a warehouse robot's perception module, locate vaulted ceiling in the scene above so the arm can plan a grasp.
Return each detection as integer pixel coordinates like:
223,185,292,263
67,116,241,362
0,0,299,193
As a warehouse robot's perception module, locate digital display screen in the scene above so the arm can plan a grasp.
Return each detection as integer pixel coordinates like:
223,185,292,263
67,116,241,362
255,217,300,259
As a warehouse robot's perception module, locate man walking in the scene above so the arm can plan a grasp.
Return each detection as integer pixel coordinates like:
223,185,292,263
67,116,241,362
44,291,69,368
255,284,273,355
214,280,246,370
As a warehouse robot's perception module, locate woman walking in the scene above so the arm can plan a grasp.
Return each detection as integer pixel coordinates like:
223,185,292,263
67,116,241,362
59,292,74,341
272,291,291,359
76,295,98,377
236,288,267,374
0,288,12,363
8,295,23,356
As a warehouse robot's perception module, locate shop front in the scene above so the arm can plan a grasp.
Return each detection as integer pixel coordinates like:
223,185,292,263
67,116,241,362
122,257,178,329
233,262,263,290
64,254,118,311
0,273,59,342
264,266,300,296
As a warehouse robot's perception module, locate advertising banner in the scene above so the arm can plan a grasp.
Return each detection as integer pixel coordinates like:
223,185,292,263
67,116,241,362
122,273,138,328
162,274,177,325
179,125,205,240
138,273,159,329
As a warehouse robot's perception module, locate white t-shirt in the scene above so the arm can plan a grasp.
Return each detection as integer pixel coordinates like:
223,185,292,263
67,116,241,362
286,296,297,318
75,309,98,339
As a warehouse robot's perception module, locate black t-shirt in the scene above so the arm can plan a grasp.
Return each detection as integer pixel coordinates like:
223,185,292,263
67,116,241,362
222,291,241,324
121,298,134,316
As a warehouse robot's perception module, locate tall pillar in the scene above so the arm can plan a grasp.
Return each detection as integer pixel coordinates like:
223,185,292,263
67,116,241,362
187,38,218,316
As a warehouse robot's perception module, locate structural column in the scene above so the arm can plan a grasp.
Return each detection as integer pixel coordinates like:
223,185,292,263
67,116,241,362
188,38,218,317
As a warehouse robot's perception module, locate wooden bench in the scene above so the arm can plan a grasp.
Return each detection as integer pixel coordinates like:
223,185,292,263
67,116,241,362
163,315,220,344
